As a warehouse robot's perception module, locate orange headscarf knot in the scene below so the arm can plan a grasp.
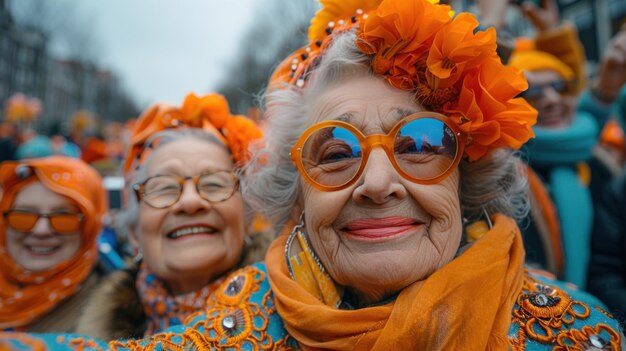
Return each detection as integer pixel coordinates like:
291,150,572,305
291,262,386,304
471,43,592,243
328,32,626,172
0,156,107,329
269,0,537,161
123,93,263,174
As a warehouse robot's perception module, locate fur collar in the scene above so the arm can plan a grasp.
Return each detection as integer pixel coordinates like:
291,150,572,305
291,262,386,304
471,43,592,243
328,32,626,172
75,266,146,341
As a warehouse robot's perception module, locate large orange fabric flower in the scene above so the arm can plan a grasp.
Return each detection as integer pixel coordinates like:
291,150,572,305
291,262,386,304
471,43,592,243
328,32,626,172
385,52,423,90
223,116,264,166
180,93,230,129
356,0,451,64
426,13,497,89
444,58,536,160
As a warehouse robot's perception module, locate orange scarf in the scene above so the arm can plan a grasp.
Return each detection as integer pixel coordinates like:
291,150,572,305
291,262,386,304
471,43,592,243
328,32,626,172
136,263,225,336
0,157,107,329
266,214,525,350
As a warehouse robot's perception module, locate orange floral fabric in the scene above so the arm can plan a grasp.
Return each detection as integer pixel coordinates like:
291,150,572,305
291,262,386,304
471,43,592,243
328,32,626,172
123,93,263,173
357,1,536,160
0,156,107,329
269,0,537,161
266,214,525,350
308,0,382,41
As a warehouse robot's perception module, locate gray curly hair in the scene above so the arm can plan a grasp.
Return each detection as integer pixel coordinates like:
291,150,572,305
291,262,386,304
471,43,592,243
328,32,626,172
242,30,529,230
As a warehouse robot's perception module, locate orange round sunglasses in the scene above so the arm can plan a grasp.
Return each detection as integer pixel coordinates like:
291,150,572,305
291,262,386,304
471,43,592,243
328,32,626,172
290,112,467,191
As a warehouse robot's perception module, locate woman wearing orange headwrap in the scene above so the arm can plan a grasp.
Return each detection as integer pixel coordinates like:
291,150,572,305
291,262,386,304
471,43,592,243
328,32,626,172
0,156,107,332
74,93,269,340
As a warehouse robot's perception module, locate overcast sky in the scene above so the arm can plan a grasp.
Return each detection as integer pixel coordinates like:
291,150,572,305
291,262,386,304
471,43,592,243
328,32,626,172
86,0,262,107
69,0,260,108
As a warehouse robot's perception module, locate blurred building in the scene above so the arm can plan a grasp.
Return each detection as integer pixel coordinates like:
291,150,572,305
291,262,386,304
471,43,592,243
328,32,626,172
0,0,138,133
44,59,138,133
0,0,46,106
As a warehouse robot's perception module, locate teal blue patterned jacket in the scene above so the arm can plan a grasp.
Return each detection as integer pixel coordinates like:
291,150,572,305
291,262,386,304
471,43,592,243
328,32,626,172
0,263,623,350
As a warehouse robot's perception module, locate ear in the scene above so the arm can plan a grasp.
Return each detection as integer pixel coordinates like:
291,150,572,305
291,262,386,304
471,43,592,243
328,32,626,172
291,190,304,220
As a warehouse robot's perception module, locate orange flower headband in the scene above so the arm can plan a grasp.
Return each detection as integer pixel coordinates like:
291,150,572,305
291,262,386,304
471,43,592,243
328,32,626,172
123,93,263,174
270,0,537,160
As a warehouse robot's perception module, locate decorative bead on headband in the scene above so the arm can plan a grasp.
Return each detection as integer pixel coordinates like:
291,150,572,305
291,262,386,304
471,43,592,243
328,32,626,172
269,0,537,161
123,93,263,173
14,165,32,180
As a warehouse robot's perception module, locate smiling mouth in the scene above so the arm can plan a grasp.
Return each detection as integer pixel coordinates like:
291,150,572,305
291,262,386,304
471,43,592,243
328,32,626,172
166,226,218,239
25,244,61,256
342,217,424,241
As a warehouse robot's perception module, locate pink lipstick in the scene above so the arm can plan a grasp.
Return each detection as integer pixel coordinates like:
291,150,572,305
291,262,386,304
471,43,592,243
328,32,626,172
342,216,423,241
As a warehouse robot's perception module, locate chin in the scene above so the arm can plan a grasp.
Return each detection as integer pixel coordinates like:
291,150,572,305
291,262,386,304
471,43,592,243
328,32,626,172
179,252,236,275
338,255,428,289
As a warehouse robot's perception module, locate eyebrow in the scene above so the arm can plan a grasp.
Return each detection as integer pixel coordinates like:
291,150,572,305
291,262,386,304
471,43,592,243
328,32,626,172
332,108,417,123
394,108,417,119
335,113,352,122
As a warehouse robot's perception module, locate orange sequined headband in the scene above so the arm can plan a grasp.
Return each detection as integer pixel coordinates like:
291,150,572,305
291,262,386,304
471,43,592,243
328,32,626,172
123,93,263,174
270,0,537,161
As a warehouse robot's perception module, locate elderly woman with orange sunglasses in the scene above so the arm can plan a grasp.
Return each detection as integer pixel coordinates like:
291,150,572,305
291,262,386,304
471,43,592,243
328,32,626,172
1,0,623,350
0,156,107,333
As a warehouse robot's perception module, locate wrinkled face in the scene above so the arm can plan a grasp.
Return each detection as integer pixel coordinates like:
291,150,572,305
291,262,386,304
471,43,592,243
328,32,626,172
524,70,577,128
5,182,82,272
136,138,245,294
301,75,463,304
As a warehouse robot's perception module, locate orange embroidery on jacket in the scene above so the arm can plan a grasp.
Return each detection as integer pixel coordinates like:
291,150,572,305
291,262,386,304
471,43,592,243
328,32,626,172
0,333,46,351
513,275,590,344
595,306,614,319
509,272,622,350
66,337,106,351
554,324,621,350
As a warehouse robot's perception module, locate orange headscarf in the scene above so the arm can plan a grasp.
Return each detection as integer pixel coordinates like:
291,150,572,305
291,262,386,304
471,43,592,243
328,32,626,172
123,93,263,174
0,156,107,329
266,214,525,350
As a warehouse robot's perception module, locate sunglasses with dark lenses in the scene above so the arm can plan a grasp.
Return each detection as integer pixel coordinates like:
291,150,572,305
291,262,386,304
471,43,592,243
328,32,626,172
290,112,466,191
519,80,569,100
3,210,84,234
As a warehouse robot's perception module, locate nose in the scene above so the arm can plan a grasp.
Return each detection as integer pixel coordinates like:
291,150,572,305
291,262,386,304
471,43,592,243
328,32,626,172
31,217,53,237
540,85,562,104
352,148,407,205
172,180,211,215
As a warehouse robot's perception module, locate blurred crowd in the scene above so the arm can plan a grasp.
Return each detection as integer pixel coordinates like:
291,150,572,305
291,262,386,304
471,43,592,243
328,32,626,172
1,0,626,349
0,107,133,177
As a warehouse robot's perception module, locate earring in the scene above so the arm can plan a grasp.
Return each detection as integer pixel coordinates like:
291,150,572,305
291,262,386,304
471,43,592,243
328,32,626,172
284,212,306,273
284,211,341,307
482,207,493,229
133,249,143,263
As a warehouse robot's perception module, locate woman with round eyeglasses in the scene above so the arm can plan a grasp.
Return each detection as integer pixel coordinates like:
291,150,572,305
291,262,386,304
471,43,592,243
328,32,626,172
1,0,622,350
74,93,269,340
0,156,107,332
